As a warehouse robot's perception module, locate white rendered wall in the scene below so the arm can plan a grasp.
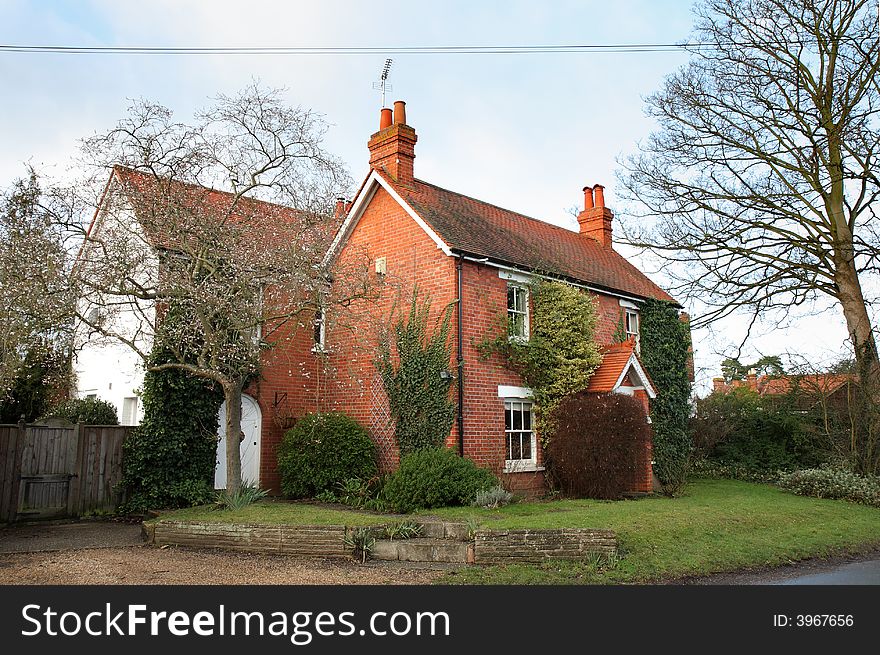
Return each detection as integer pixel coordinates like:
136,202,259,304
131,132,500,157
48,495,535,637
75,335,146,425
74,188,155,426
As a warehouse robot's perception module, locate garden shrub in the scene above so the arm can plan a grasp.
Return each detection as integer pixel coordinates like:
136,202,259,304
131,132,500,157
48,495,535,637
777,467,880,507
692,387,825,478
214,483,268,510
472,485,514,509
545,392,652,499
383,447,497,513
277,412,377,498
45,396,119,425
119,346,223,513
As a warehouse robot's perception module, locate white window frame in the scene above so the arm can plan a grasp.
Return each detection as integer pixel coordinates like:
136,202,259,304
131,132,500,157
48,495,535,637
625,308,640,352
311,307,326,353
503,398,537,472
507,283,530,341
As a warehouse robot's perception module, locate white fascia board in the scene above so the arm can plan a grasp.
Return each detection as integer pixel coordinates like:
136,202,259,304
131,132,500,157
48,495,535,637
498,385,533,399
324,170,453,265
498,269,534,284
613,354,657,398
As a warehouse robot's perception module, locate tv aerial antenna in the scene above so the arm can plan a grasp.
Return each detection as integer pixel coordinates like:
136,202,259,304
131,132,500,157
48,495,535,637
372,58,393,106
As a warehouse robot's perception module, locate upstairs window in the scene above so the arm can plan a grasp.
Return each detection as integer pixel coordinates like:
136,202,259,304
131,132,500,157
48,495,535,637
625,308,640,352
312,308,326,352
507,284,529,340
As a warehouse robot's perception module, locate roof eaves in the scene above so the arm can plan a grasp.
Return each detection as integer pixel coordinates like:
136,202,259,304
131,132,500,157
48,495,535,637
452,249,674,306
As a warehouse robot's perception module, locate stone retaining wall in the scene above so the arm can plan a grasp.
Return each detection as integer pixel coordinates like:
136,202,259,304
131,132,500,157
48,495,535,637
148,521,350,558
474,528,617,564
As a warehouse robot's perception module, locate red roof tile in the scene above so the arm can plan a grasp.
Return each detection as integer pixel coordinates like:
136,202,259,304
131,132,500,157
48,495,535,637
587,339,654,393
109,166,340,249
377,172,676,303
714,373,854,397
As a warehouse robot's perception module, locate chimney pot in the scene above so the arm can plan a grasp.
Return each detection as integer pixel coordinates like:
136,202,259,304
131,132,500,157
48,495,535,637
369,99,417,185
576,182,613,247
379,107,393,130
582,186,594,210
393,100,407,125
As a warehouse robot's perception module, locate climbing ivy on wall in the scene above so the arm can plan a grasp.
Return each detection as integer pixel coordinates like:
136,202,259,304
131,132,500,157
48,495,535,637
638,298,693,494
480,279,603,443
376,289,457,456
119,313,224,513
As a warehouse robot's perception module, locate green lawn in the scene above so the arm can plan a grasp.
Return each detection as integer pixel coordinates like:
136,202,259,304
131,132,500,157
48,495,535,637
429,478,880,584
148,479,880,584
148,498,391,527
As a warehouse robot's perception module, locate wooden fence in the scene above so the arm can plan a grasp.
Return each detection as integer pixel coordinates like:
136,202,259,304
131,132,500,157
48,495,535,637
0,422,131,523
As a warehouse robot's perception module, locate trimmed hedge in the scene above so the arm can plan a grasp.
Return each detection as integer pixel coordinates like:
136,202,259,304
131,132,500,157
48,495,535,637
45,397,118,425
383,447,497,513
277,412,377,499
546,392,652,499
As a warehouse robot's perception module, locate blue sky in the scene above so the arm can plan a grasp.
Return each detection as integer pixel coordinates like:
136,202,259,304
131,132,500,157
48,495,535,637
0,0,861,392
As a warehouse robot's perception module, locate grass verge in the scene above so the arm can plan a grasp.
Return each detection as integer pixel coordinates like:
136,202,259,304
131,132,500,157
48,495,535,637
429,478,880,584
146,499,390,527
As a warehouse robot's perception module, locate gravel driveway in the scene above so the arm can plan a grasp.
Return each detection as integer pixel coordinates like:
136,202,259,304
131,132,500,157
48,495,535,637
0,521,443,585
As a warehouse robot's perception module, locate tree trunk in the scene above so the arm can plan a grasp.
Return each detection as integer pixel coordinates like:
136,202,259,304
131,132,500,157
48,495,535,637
834,258,880,475
834,253,879,379
223,380,245,495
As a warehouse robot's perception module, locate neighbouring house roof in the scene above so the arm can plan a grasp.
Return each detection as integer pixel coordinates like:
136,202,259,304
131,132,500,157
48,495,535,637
363,170,677,304
712,373,855,397
587,338,656,398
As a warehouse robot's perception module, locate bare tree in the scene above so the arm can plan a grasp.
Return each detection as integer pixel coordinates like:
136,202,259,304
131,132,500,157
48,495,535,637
69,83,370,493
619,0,880,381
0,170,72,400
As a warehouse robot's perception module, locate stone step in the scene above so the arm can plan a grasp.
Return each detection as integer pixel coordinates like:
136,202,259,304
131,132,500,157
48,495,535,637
411,519,471,541
372,538,474,564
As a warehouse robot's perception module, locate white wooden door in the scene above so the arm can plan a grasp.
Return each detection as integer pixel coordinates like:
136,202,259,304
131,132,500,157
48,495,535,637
214,394,262,489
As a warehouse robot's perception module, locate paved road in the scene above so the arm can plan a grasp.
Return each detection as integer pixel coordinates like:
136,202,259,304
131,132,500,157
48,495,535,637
776,559,880,585
685,551,880,585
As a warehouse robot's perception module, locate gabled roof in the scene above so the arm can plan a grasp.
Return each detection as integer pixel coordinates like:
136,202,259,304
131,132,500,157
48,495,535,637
587,339,656,398
363,170,675,304
110,166,335,242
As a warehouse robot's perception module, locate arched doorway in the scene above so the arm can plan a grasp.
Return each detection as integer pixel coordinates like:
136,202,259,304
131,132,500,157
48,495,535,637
214,394,262,489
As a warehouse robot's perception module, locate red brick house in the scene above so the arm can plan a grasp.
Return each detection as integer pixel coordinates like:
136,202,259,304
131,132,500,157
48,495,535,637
255,101,681,495
77,100,684,496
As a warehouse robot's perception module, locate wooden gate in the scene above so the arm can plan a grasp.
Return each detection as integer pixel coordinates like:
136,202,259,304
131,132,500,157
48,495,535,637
0,423,130,523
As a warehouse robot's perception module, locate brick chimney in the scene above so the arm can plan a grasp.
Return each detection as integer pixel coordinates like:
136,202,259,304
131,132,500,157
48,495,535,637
577,184,613,247
368,100,417,186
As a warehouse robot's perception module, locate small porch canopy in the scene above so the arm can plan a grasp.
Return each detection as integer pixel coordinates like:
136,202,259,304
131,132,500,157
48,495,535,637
587,339,656,398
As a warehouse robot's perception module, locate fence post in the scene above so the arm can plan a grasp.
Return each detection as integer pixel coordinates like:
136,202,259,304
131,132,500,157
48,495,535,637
9,417,27,520
68,422,85,516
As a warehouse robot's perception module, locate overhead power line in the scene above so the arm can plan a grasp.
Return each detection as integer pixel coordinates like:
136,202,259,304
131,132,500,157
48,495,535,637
0,42,719,56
